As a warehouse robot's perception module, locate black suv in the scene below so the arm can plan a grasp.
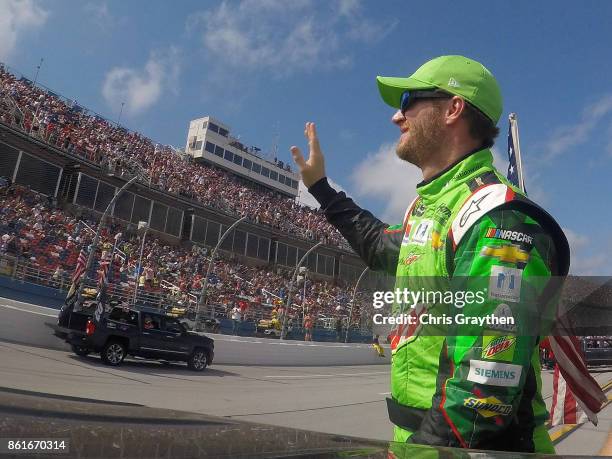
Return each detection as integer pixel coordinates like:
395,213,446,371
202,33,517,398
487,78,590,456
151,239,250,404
50,305,214,371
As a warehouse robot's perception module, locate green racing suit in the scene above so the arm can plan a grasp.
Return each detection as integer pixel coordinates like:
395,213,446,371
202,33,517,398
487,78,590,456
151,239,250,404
308,148,569,453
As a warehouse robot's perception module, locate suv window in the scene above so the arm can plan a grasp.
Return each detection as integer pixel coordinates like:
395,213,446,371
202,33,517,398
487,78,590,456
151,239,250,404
143,314,161,330
164,318,184,334
108,308,138,326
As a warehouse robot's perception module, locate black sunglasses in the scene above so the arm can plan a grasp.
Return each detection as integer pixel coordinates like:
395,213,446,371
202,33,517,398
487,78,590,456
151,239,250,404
400,90,451,113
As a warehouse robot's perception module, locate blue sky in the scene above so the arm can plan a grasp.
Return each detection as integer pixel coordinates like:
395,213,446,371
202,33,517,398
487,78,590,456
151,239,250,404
2,0,611,274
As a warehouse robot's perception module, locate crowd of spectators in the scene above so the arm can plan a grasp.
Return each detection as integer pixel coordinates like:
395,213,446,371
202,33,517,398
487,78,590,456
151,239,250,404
0,65,350,250
0,181,370,329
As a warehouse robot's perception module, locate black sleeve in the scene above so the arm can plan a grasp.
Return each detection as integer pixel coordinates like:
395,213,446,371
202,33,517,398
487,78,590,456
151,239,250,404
308,177,403,275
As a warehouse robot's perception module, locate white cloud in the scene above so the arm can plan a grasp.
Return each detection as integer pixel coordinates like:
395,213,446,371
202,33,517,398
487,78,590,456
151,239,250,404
564,227,589,252
0,0,48,61
490,145,507,172
188,0,394,77
84,2,122,32
606,122,612,157
563,227,612,275
350,142,422,223
544,94,612,159
102,48,181,117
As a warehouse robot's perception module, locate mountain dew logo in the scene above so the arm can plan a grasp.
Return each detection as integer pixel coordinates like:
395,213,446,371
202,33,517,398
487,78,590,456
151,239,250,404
482,335,516,361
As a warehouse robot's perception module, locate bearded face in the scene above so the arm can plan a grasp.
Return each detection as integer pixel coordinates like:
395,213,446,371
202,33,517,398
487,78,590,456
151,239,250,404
395,102,446,167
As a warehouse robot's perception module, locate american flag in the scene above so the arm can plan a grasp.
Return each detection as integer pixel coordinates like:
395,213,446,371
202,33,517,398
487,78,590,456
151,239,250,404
72,247,88,283
548,334,606,425
507,114,525,193
507,114,606,426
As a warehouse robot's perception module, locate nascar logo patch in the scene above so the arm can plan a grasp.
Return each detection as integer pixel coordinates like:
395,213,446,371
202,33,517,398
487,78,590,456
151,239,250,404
485,228,533,244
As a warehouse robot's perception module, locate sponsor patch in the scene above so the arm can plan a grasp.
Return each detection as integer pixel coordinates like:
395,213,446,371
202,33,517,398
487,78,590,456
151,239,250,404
412,202,426,217
463,395,513,417
486,303,517,333
489,266,522,302
401,254,421,266
402,225,412,245
459,193,491,227
482,335,516,361
481,244,530,264
433,205,452,225
431,231,443,250
467,360,522,387
485,228,533,245
410,220,433,245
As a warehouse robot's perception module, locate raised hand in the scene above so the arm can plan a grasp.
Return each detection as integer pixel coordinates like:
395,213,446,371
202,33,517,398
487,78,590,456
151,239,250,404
290,122,326,188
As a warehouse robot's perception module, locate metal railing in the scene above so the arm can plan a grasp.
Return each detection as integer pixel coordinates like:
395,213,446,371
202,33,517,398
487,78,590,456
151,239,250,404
0,254,194,313
1,252,373,337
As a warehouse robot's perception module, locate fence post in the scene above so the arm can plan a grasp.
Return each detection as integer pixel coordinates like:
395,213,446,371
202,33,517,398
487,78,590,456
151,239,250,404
11,257,19,279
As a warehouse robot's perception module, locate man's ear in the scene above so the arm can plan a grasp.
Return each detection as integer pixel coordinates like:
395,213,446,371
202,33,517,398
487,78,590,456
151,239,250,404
444,96,466,125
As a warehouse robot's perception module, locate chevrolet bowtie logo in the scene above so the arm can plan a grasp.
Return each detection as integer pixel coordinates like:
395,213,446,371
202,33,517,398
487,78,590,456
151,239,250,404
481,245,530,264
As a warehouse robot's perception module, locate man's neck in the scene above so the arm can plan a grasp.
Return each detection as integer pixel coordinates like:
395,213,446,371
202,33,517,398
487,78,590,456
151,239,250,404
420,139,483,181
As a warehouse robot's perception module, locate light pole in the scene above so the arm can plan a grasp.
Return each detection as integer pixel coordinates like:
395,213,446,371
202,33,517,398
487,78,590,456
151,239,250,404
33,58,44,86
301,267,308,327
117,102,125,126
75,175,138,311
132,221,149,306
196,215,247,328
281,241,323,340
345,267,369,343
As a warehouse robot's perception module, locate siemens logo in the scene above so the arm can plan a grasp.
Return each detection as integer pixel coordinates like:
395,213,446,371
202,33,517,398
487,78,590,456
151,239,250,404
467,360,522,387
475,367,516,379
486,228,533,244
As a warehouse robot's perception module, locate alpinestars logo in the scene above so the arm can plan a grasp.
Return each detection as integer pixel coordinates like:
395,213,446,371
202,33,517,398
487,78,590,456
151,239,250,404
486,228,533,244
459,193,491,227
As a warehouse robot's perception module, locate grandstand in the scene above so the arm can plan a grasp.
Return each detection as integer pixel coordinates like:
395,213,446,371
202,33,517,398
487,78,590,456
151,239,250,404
0,63,391,340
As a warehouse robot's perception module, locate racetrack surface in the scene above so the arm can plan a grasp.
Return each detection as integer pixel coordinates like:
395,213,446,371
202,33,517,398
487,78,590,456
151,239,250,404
0,297,391,366
0,296,610,454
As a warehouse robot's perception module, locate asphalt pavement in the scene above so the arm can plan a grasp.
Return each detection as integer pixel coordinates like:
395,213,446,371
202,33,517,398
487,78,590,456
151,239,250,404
0,295,610,455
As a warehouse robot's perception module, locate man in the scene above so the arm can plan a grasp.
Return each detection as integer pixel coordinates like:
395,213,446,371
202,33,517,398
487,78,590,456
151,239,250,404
373,334,385,358
291,56,569,453
231,304,242,335
304,312,314,341
143,315,155,330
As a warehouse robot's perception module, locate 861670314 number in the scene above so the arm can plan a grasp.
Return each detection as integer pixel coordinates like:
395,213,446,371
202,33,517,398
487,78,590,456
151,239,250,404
2,438,69,454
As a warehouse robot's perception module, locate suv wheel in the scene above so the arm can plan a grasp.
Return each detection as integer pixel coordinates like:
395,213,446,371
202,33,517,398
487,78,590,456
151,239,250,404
101,341,126,366
71,344,91,357
188,348,208,371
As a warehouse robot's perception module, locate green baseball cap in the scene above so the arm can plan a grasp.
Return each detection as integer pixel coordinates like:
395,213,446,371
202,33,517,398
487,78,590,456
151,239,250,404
376,55,503,124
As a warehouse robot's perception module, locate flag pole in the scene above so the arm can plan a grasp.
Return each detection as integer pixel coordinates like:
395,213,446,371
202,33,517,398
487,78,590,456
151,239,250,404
509,113,526,193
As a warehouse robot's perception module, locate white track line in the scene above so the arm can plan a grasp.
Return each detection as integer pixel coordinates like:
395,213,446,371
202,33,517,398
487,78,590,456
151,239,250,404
266,371,388,378
0,303,57,318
